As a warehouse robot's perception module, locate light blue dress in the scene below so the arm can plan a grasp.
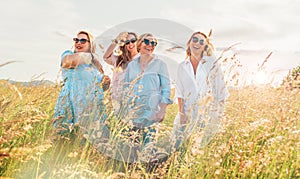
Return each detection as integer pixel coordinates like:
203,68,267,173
53,50,107,133
123,55,173,128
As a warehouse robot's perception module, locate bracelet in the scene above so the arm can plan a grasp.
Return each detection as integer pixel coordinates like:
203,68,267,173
111,39,118,44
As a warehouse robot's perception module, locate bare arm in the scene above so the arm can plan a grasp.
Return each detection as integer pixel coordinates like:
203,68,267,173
155,103,168,122
178,98,188,124
61,52,105,74
103,32,128,66
61,53,92,69
178,98,184,113
103,43,117,66
61,53,81,68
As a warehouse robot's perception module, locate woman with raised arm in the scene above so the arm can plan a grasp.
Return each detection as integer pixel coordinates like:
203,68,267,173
53,30,107,135
103,32,139,113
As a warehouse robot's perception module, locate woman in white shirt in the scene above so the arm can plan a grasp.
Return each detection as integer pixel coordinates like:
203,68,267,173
173,31,229,145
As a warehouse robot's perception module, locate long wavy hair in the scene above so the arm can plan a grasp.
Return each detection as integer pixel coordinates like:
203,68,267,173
116,32,138,69
186,31,214,59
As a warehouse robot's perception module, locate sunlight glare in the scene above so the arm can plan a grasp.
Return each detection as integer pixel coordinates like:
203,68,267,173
253,71,268,84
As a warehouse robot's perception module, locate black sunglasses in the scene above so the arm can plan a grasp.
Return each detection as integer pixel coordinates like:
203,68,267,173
125,38,137,45
192,37,205,45
73,38,90,44
143,39,157,47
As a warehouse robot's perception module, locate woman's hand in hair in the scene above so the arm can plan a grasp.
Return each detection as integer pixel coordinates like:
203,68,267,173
115,31,128,43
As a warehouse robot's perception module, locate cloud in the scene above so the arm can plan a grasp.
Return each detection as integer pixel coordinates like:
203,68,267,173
159,0,300,52
0,0,80,81
1,0,299,82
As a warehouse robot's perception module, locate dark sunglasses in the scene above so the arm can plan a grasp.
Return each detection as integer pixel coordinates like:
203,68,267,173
73,38,90,44
143,39,157,47
125,38,137,45
192,37,205,45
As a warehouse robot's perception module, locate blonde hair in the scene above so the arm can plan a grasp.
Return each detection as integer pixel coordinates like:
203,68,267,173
77,30,96,53
77,31,104,73
136,33,157,52
186,31,214,59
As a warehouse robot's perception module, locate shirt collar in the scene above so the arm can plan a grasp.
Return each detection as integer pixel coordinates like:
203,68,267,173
185,56,207,64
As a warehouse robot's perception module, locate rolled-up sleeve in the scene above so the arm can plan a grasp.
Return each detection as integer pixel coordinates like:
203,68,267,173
60,50,74,66
175,65,184,99
61,50,73,60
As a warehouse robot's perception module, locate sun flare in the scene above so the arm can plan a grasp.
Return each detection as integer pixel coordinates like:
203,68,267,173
253,71,269,84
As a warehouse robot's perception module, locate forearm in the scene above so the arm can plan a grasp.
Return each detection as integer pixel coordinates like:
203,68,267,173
155,103,168,123
177,98,184,113
177,98,188,124
61,53,92,68
61,54,79,68
103,43,116,66
159,103,168,112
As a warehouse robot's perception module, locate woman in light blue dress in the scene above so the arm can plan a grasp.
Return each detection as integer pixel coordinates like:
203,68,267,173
123,33,173,144
53,30,107,134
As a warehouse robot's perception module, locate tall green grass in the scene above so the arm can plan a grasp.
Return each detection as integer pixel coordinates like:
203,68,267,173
0,80,299,178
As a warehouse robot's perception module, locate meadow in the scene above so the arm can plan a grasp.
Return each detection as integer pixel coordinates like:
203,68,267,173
0,80,299,178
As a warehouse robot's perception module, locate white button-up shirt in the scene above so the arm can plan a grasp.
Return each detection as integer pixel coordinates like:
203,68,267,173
174,55,229,124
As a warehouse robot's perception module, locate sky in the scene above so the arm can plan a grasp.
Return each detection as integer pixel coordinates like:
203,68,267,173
0,0,299,85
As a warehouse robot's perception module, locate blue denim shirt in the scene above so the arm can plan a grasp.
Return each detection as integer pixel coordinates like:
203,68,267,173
124,55,173,128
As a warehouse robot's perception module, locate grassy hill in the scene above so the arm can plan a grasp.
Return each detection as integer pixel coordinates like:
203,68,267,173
0,80,299,178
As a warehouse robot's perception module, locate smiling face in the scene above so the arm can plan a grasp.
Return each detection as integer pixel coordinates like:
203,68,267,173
139,35,157,55
188,33,207,58
74,33,90,53
125,33,138,53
